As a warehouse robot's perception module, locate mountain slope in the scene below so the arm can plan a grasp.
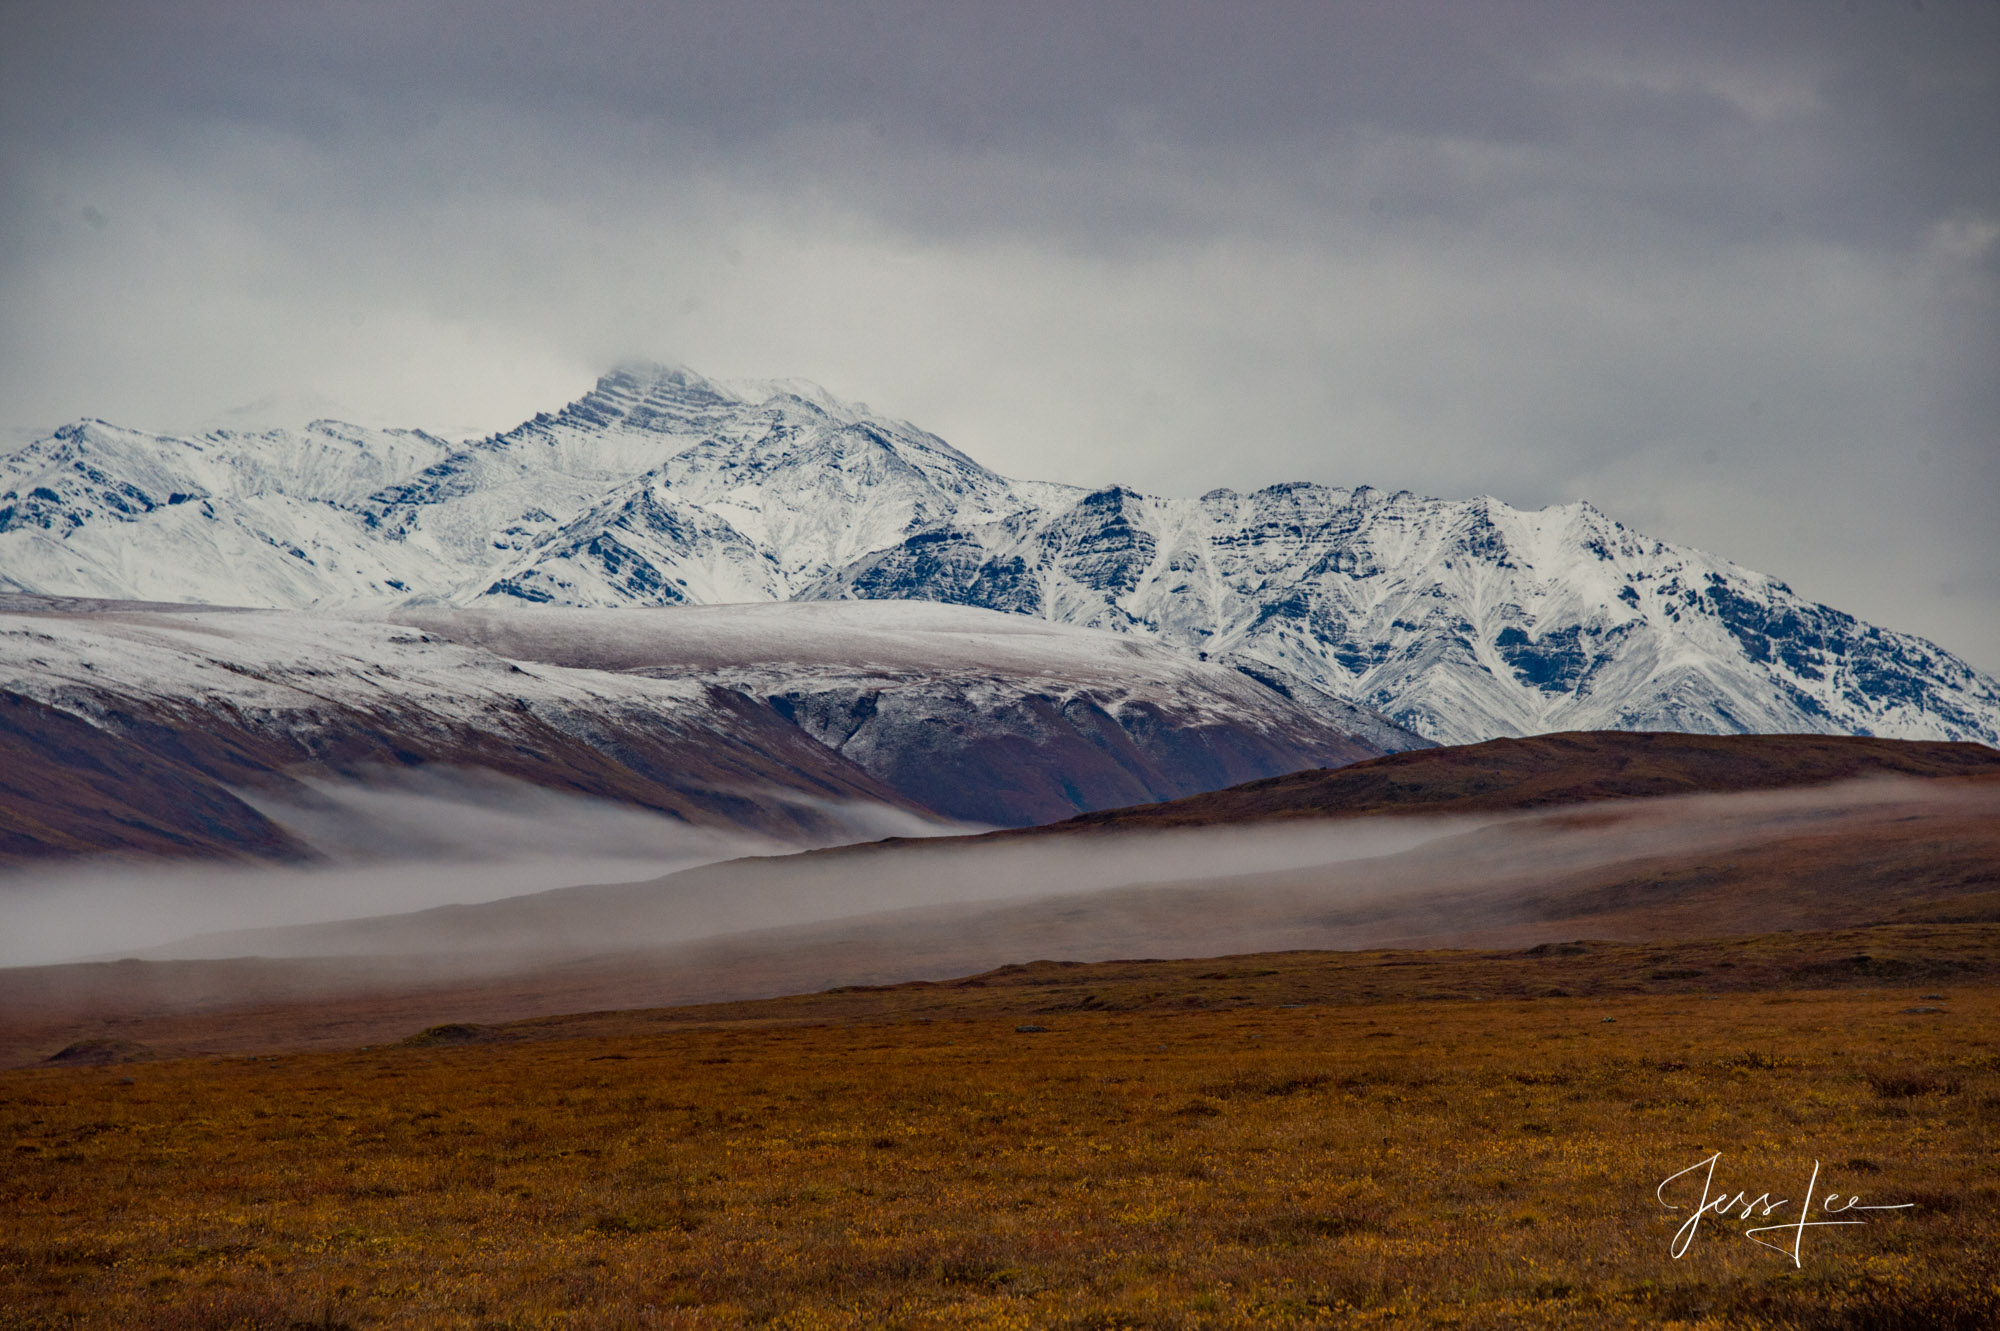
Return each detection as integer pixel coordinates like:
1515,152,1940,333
1022,730,2000,833
4,363,1996,747
0,366,1047,614
815,486,2000,745
0,596,1421,859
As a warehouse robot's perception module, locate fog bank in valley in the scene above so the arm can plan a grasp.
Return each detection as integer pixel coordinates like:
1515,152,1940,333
136,775,1997,976
0,768,962,967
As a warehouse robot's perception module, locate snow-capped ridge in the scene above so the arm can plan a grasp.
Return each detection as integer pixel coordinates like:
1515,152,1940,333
2,366,1995,748
0,596,1423,844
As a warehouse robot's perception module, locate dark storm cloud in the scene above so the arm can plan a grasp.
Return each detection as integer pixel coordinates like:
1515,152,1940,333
3,3,1984,235
9,2,1995,246
0,2,1996,668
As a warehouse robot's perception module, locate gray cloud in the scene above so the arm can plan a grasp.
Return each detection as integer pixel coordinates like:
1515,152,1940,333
2,1,1995,668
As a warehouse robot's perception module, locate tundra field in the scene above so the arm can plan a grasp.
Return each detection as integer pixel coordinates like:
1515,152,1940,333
4,925,1998,1329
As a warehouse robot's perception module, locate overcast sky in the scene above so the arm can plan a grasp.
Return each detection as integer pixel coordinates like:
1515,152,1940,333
2,1,1996,670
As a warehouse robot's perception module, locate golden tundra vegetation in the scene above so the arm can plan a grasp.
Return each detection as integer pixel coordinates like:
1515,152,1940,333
5,925,1998,1330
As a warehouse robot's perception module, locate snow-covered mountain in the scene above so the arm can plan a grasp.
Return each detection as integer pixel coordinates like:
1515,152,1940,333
817,486,2000,746
4,363,1996,747
0,595,1417,858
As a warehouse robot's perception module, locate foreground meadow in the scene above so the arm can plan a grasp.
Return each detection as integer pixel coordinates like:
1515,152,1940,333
4,928,1997,1329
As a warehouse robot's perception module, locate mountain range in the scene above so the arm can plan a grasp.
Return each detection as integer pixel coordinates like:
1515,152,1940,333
3,362,1996,747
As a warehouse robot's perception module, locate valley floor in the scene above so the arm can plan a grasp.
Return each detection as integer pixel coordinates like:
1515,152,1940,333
3,929,1997,1328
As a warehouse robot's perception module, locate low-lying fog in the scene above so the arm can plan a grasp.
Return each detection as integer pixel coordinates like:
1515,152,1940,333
136,773,2000,973
144,808,1497,965
0,768,960,967
4,772,1990,977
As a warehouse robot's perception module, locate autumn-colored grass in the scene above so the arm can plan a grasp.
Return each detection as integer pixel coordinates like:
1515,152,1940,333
4,930,1998,1329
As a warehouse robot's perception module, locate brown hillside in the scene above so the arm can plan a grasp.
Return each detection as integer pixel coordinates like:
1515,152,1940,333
1041,730,2000,832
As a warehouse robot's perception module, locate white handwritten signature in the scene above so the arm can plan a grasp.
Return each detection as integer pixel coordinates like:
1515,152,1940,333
1656,1153,1912,1266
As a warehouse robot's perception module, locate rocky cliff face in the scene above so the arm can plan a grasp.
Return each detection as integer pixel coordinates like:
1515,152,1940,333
4,362,1996,747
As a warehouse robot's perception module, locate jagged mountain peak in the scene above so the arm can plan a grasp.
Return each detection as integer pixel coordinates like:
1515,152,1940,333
726,377,871,420
517,360,741,439
2,364,1995,750
605,359,720,391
